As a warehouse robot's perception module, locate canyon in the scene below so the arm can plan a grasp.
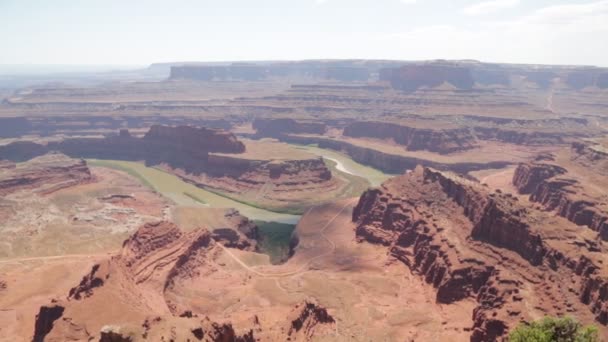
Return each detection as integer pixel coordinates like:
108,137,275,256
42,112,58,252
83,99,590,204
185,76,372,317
31,221,339,341
0,125,350,213
1,58,608,341
353,167,608,341
512,142,608,240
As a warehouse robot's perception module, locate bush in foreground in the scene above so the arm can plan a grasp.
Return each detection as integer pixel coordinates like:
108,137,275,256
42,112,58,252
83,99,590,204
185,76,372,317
509,316,599,342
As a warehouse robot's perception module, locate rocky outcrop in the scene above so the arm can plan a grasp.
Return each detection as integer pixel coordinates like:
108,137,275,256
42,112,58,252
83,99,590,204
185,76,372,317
280,134,511,174
68,263,109,300
169,61,376,82
48,125,244,171
424,168,546,265
340,122,568,154
99,326,133,342
33,305,65,342
210,209,259,251
143,125,245,154
324,66,370,82
0,152,91,196
0,141,49,162
32,220,335,341
0,117,30,138
512,163,566,193
513,162,608,239
170,65,267,81
380,63,475,91
572,141,608,174
521,70,556,88
566,70,600,89
353,166,608,340
0,125,244,170
196,318,256,342
474,127,566,145
253,118,326,137
288,301,336,341
167,155,335,212
580,276,608,325
343,121,477,154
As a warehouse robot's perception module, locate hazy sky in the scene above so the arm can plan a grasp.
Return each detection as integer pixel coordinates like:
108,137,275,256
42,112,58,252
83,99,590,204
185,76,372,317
1,0,607,66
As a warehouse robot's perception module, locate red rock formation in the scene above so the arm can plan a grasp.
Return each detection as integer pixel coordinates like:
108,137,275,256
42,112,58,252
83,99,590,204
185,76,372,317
281,134,511,174
0,160,15,170
33,305,65,342
513,162,608,240
166,155,335,211
343,121,477,154
0,152,91,196
512,163,566,194
211,209,258,251
0,117,30,138
0,141,49,162
143,125,245,154
288,301,336,341
170,65,267,81
474,127,566,145
253,118,326,137
380,63,475,91
571,141,608,173
33,220,336,341
353,166,608,340
68,263,109,300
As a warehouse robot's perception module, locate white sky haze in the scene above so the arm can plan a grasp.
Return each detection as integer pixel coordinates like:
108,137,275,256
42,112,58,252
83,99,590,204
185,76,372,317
1,0,607,66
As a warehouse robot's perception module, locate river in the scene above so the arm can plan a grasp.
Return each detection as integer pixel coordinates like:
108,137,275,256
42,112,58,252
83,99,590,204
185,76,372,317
87,145,391,224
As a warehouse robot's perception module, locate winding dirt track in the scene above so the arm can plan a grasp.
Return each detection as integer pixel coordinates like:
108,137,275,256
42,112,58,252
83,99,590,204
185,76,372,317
1,199,355,279
217,199,357,278
0,253,108,265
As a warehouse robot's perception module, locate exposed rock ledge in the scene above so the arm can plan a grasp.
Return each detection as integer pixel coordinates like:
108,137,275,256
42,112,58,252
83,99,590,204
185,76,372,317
513,161,608,240
0,152,91,196
353,166,608,341
33,220,336,341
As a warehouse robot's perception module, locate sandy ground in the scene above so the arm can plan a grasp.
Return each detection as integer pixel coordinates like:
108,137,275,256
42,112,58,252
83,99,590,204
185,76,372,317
0,167,168,260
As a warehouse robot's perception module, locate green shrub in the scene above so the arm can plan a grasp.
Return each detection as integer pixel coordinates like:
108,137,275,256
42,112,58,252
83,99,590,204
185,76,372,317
509,316,600,342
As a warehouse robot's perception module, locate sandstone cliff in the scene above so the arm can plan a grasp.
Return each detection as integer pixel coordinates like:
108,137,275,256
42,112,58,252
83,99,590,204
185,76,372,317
287,301,336,341
513,157,608,240
340,121,568,155
281,134,511,174
253,118,326,137
144,124,245,154
0,152,91,196
343,121,477,154
353,166,608,340
0,117,30,138
379,63,475,91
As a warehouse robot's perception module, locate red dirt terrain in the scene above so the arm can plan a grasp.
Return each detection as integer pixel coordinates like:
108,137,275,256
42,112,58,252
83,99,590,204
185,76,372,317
31,221,338,341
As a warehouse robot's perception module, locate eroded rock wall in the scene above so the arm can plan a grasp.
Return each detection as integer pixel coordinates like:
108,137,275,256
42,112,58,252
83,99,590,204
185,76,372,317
380,63,475,91
253,118,326,137
0,152,91,196
513,161,608,239
343,121,477,154
353,166,608,340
